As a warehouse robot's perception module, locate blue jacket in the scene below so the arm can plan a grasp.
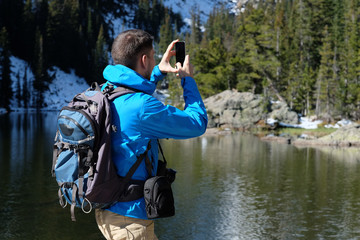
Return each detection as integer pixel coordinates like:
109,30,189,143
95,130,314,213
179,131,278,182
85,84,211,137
103,64,208,219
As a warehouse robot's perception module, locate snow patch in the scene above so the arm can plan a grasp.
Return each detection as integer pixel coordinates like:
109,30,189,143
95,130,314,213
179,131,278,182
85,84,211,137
324,119,353,129
162,0,239,29
267,117,323,129
9,56,37,110
267,117,354,130
43,67,89,111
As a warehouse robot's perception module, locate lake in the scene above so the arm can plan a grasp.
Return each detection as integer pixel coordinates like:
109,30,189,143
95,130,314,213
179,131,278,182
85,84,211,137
1,112,360,240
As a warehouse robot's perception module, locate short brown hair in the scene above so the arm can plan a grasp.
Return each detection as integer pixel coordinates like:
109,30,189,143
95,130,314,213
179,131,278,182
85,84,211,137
111,29,154,70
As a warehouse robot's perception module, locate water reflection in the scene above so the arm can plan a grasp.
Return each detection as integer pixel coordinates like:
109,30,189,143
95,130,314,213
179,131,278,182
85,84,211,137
157,134,360,240
1,113,360,240
0,113,104,240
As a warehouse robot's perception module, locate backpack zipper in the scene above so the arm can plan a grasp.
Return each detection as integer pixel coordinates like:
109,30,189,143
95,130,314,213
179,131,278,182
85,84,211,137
59,115,90,137
60,106,98,139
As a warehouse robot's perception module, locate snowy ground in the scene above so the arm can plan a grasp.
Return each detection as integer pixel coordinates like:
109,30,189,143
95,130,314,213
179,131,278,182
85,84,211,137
163,0,239,27
7,56,89,112
4,56,170,113
267,117,354,130
43,67,90,111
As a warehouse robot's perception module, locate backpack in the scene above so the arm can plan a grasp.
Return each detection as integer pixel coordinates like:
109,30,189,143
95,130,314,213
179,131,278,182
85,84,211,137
52,82,151,221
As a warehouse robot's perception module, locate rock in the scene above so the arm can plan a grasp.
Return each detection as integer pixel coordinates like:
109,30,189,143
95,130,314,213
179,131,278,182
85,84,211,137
204,90,266,129
320,123,360,142
268,101,298,124
292,124,360,147
204,90,298,129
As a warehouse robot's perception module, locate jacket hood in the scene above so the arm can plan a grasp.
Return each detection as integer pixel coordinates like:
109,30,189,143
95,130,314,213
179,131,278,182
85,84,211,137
103,65,156,95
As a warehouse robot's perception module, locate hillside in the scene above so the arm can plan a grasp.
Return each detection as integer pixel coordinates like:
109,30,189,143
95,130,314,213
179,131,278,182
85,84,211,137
1,0,360,123
0,0,239,112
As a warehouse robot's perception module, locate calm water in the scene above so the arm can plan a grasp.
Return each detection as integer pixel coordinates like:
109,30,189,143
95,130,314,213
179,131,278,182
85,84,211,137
1,113,360,240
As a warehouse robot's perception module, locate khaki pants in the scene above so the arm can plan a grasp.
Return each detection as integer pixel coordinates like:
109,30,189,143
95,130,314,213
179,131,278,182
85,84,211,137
95,209,158,240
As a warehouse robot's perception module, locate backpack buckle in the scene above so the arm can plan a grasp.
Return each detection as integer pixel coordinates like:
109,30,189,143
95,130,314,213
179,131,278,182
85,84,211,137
102,84,114,94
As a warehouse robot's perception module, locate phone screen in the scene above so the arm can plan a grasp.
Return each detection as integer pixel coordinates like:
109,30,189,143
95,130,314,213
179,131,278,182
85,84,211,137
175,42,185,66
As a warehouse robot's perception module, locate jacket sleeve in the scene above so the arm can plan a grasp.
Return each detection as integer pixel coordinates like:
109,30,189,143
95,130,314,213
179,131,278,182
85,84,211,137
139,77,208,139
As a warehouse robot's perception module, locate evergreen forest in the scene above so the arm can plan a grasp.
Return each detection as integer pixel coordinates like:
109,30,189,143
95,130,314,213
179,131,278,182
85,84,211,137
1,0,360,121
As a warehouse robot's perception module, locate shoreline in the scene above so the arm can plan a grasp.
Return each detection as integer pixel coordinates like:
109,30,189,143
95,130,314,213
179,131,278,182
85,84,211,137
261,135,360,148
204,125,360,148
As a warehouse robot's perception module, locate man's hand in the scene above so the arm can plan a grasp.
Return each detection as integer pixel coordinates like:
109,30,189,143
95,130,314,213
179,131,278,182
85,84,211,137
176,55,193,79
158,40,179,74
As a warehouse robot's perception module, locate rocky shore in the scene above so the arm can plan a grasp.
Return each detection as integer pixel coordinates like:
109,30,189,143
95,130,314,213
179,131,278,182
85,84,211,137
293,123,360,147
206,124,360,148
203,90,360,148
259,123,360,147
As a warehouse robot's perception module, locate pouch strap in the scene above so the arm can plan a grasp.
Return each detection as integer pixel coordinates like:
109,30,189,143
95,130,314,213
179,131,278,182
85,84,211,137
124,140,152,181
145,153,152,177
157,139,167,164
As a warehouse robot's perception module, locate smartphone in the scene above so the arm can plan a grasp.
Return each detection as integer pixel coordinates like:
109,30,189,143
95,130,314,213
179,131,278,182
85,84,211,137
175,41,185,66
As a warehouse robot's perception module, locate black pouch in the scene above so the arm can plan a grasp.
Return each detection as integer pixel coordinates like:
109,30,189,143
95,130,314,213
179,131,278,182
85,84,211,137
144,176,175,219
144,140,176,219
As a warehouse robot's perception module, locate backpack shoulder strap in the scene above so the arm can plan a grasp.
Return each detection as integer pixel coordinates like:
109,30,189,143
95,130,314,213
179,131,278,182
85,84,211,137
107,86,136,101
94,82,140,101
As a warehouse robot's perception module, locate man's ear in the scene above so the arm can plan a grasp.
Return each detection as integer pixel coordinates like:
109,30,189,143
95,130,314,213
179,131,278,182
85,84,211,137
140,54,147,69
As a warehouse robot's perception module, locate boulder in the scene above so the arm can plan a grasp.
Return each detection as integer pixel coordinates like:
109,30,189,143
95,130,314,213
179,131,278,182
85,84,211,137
268,101,298,124
204,90,298,129
292,124,360,147
204,90,266,129
320,123,360,142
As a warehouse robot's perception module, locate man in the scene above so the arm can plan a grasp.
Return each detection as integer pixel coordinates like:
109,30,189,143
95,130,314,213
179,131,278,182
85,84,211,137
95,29,207,240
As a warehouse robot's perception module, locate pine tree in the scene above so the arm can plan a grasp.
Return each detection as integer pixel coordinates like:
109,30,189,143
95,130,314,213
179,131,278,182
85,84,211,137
0,0,24,58
190,9,202,45
284,0,315,111
134,0,150,32
193,38,228,97
233,5,281,100
35,0,49,36
33,27,47,108
338,0,360,119
205,5,234,43
0,27,12,111
22,0,35,62
93,25,108,83
47,0,81,70
159,9,173,54
315,25,336,120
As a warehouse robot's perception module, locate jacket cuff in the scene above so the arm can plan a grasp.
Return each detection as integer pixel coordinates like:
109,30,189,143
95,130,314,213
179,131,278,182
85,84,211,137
181,76,193,88
150,65,166,84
